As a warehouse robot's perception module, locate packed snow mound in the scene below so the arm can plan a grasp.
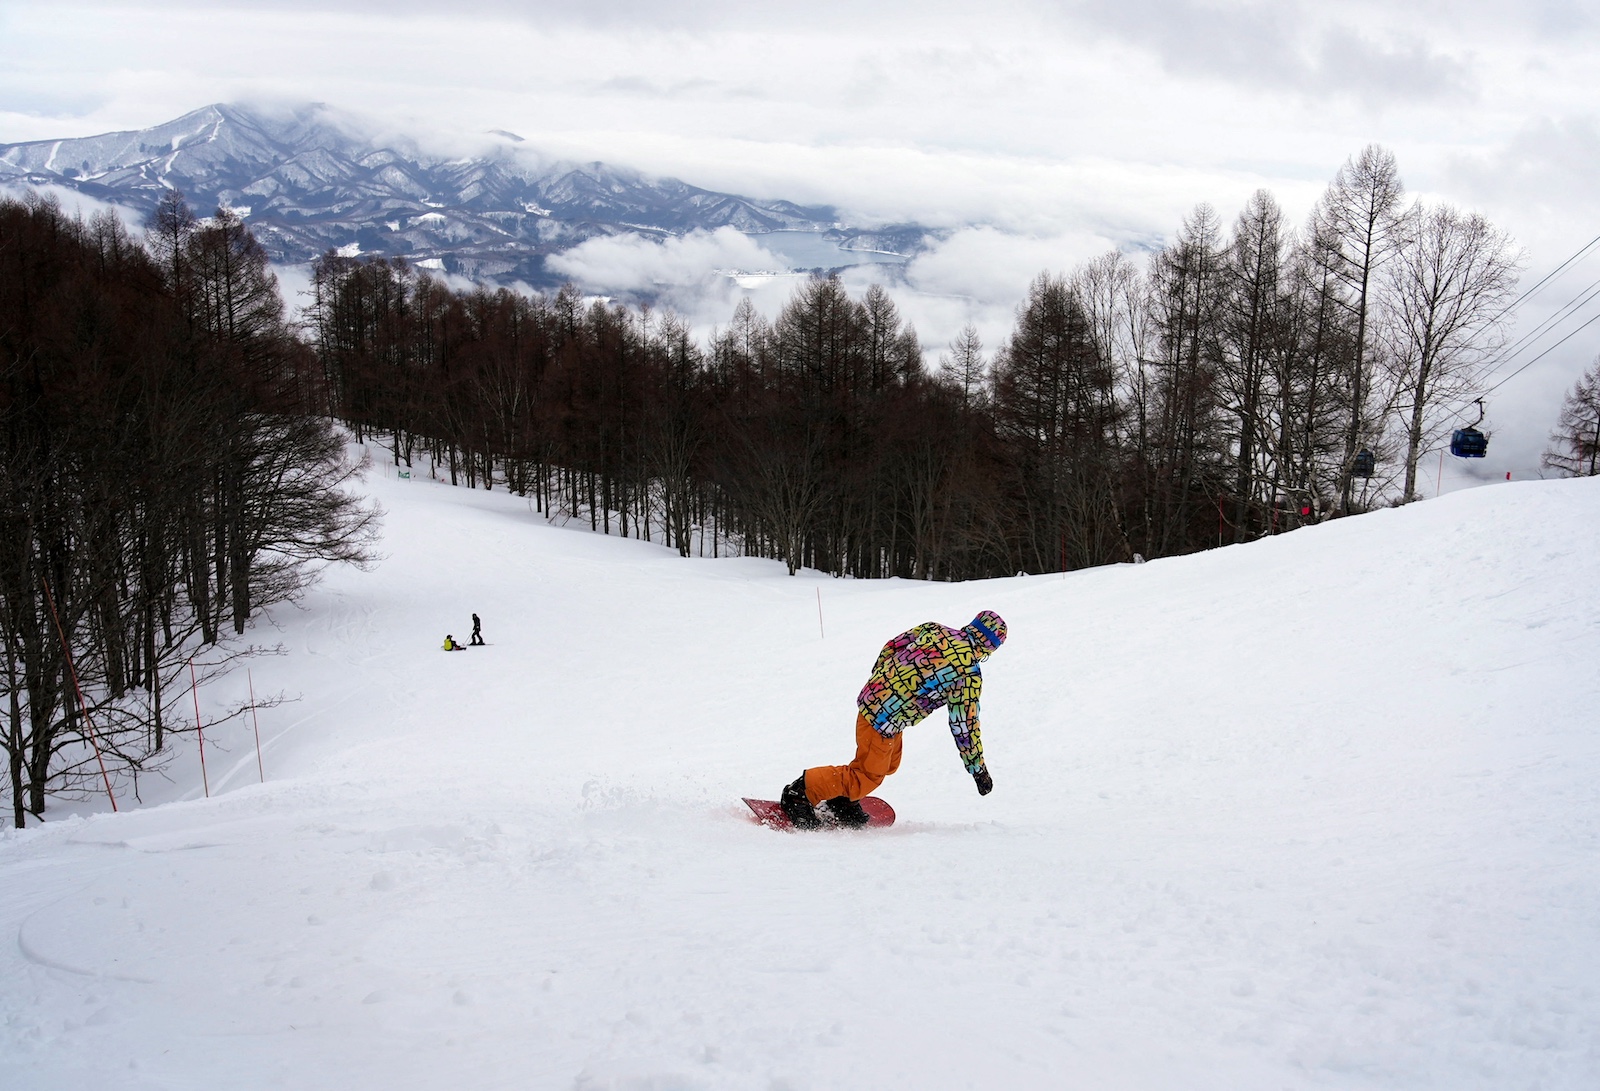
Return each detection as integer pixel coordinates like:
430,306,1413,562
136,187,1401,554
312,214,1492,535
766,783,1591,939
2,461,1597,1090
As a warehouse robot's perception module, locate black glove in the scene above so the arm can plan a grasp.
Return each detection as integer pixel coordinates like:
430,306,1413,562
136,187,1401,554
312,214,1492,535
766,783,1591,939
974,767,993,796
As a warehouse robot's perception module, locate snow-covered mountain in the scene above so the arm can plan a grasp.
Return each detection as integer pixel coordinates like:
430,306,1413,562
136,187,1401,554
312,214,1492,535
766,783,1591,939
0,103,930,285
1,455,1596,1088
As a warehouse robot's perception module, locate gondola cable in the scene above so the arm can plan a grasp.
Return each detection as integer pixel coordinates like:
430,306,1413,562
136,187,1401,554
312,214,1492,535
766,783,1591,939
1485,231,1600,327
1482,308,1600,398
1479,274,1600,379
1428,232,1600,436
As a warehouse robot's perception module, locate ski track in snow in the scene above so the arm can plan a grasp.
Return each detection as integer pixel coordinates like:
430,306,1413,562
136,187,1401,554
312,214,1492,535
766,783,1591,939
2,454,1598,1090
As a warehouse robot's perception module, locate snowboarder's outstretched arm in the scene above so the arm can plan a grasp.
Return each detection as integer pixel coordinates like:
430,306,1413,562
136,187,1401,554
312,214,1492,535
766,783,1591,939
948,673,991,793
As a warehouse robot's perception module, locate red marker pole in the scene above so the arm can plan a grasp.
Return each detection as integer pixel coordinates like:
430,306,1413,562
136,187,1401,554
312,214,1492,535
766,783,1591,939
815,587,825,639
248,668,264,783
40,577,117,812
189,658,209,798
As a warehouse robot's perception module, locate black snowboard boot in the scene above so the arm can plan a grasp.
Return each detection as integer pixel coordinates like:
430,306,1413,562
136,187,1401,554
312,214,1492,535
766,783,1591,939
824,796,870,828
780,774,820,830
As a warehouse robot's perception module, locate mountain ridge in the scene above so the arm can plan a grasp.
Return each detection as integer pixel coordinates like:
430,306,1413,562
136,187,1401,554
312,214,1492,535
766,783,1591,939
0,103,930,287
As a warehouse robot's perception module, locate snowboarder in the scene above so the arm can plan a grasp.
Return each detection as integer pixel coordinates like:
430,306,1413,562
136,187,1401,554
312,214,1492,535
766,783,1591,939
470,612,484,646
442,634,466,651
780,610,1007,829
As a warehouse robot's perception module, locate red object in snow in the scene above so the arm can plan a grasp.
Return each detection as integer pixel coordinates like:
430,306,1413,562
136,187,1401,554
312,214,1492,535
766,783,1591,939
743,796,896,830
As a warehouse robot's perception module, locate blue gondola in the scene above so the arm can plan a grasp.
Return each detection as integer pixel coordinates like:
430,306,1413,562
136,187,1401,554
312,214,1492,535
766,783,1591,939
1451,398,1489,458
1451,427,1488,458
1352,448,1376,478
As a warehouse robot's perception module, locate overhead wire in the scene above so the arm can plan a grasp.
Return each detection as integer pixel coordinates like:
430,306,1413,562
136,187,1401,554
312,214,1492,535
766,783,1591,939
1482,308,1600,398
1491,230,1600,322
1434,230,1600,428
1423,307,1600,455
1479,273,1600,379
1432,308,1600,432
1477,234,1600,380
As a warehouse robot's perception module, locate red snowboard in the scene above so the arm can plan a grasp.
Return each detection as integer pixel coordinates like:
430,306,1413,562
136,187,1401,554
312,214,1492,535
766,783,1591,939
743,796,896,830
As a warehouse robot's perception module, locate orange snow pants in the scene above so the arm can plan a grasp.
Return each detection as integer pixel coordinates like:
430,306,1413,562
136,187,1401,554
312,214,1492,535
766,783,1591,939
804,713,902,804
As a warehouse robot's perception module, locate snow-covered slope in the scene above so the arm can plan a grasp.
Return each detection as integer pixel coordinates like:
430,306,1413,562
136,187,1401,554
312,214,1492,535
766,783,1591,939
2,458,1597,1090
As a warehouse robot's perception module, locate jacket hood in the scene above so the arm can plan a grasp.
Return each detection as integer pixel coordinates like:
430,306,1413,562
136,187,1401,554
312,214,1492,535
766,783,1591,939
963,610,1006,657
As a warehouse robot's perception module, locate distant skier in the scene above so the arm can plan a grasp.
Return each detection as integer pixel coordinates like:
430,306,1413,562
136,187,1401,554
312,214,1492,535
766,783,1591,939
470,613,484,646
442,634,466,651
780,610,1007,829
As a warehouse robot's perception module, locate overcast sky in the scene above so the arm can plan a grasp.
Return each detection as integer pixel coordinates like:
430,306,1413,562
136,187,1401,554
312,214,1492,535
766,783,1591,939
3,0,1597,487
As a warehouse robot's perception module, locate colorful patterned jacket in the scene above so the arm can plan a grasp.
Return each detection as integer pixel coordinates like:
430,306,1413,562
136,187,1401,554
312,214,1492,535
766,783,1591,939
857,622,988,774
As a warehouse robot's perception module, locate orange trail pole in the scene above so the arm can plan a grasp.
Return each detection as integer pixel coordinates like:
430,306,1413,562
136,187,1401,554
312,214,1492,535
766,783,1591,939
40,576,117,812
248,668,264,783
189,658,209,798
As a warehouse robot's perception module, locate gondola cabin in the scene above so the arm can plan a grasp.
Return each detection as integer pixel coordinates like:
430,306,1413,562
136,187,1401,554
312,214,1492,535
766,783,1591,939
1451,427,1488,458
1352,448,1376,478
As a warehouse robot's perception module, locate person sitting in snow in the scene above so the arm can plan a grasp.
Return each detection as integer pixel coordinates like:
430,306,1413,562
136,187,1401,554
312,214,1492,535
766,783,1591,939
781,610,1007,829
442,634,466,651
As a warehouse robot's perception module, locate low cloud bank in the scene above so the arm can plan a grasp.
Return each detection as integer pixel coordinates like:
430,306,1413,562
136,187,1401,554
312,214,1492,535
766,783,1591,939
546,227,794,320
903,226,1120,305
0,182,144,230
548,227,783,291
547,223,1133,361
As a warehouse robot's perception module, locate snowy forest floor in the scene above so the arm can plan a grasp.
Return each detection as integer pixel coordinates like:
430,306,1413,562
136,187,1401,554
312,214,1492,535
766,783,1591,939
2,454,1597,1090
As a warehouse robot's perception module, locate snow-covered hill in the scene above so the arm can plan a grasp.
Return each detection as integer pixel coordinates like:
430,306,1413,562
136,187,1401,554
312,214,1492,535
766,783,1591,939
1,458,1597,1090
0,104,929,287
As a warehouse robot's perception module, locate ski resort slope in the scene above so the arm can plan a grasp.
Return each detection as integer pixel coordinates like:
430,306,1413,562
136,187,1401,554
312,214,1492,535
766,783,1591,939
2,459,1598,1091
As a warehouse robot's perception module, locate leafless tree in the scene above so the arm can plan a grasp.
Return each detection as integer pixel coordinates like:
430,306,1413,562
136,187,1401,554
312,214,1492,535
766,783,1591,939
1542,355,1600,478
1383,203,1521,501
937,324,988,412
0,193,377,826
992,272,1122,570
1308,144,1410,512
1143,204,1228,554
1218,190,1290,539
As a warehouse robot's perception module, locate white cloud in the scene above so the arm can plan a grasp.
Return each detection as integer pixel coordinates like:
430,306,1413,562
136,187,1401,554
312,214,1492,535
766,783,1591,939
547,227,782,292
904,228,1121,306
544,228,797,328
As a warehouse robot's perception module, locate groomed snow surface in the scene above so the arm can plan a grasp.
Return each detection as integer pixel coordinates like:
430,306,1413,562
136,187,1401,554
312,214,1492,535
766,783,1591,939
3,454,1598,1090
